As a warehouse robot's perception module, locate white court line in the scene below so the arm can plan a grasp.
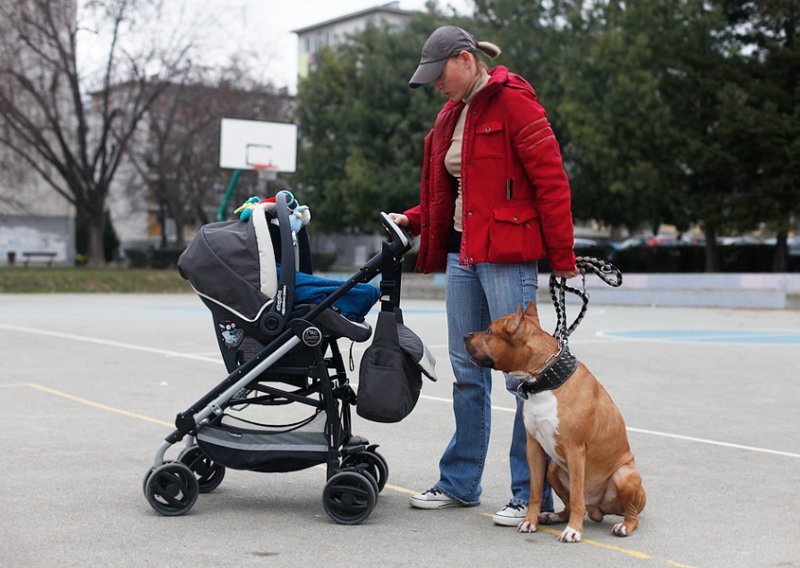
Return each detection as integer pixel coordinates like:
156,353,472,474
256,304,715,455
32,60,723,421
352,337,614,352
2,322,798,460
416,395,800,458
622,427,800,459
596,330,800,346
0,323,222,364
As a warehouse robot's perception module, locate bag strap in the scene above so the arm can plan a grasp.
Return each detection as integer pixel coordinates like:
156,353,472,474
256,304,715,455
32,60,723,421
379,241,403,312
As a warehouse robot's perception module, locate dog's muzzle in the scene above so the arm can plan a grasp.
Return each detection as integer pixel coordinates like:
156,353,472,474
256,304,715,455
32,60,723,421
463,333,494,367
471,354,494,367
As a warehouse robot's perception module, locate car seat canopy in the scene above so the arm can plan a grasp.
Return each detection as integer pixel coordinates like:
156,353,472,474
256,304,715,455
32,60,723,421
179,205,278,322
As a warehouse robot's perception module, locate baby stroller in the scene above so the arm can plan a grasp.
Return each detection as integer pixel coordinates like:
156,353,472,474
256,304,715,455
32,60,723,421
142,191,414,524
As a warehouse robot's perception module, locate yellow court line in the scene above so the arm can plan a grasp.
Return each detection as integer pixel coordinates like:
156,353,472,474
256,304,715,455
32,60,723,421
383,483,416,496
24,383,173,428
4,382,697,567
479,512,655,559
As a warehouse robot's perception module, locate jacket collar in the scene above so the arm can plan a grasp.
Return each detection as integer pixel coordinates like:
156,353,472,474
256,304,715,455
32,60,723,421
463,69,490,104
440,65,510,113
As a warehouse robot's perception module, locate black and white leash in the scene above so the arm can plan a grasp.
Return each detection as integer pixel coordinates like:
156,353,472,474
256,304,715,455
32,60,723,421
515,257,621,399
549,256,623,343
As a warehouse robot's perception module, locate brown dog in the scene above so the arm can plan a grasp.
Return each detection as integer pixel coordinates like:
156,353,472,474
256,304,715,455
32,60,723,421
464,301,645,542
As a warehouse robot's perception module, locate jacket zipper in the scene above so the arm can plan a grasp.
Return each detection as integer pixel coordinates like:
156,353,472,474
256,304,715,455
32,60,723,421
460,104,477,266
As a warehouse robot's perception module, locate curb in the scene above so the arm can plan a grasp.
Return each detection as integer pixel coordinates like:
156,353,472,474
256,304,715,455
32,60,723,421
321,272,800,310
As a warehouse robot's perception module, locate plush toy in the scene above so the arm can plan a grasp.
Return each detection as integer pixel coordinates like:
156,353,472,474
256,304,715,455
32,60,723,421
233,196,262,221
286,204,311,233
233,191,311,233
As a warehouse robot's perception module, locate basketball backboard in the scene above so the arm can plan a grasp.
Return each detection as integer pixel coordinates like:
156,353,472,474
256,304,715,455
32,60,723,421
219,118,298,172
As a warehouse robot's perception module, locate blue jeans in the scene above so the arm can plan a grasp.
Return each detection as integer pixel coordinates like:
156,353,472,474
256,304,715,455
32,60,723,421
435,253,553,511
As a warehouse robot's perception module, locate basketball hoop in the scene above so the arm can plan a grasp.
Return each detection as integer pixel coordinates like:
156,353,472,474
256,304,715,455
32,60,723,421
216,119,296,220
253,163,279,182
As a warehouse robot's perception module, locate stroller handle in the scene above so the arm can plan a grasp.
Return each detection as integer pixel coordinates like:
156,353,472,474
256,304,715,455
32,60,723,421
379,212,413,255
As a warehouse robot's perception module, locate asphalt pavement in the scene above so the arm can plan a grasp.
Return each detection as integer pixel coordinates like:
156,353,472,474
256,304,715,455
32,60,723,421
1,294,798,568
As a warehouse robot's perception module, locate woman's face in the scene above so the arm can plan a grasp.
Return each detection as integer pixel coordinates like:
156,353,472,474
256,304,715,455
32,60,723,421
433,51,477,101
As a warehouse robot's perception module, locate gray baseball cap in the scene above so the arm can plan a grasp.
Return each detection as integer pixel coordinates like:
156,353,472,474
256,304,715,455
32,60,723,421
408,26,477,88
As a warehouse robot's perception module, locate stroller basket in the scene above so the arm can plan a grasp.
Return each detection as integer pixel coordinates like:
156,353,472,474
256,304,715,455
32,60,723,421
197,412,330,473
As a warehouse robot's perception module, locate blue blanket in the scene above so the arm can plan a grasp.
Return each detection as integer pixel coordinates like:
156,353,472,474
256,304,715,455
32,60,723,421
277,267,380,322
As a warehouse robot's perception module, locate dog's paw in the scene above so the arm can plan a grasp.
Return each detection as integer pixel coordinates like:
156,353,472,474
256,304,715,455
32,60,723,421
517,518,538,533
558,526,582,543
538,512,564,525
612,522,629,537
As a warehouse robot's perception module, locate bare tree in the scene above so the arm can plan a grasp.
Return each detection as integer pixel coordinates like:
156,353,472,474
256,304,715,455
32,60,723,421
0,0,191,265
125,62,292,249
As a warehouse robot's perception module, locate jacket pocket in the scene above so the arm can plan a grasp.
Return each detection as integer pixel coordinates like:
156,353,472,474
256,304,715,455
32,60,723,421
487,207,545,263
472,121,505,159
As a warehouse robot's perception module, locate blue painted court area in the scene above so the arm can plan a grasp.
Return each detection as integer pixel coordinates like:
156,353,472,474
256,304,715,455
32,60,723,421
599,328,800,345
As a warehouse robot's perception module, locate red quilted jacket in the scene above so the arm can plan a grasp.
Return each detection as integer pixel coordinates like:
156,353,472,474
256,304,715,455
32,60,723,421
403,66,576,273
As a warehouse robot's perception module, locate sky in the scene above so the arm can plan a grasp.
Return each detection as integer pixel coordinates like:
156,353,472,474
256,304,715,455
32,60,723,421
191,0,474,92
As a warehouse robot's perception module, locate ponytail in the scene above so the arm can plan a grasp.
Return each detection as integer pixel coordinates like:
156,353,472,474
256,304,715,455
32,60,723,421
476,41,502,60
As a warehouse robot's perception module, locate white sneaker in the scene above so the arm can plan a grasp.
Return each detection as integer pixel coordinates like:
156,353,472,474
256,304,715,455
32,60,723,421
493,502,528,526
410,487,460,509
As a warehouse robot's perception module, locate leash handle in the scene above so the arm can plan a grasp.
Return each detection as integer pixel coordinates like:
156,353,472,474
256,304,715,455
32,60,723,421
550,256,622,342
576,256,622,287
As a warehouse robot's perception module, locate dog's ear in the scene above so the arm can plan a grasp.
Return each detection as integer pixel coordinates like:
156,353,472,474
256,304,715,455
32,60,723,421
523,300,541,325
506,307,524,335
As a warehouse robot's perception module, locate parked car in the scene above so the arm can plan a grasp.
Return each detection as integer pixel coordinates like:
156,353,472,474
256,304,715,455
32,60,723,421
718,236,761,245
648,234,705,246
787,236,800,256
789,237,800,271
572,237,615,262
616,237,648,249
573,237,602,248
762,236,798,250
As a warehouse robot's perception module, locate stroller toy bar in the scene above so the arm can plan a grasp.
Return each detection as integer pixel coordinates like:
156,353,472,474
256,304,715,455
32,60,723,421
234,190,310,232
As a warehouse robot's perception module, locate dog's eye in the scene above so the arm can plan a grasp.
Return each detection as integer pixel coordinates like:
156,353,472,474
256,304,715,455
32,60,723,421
486,328,493,335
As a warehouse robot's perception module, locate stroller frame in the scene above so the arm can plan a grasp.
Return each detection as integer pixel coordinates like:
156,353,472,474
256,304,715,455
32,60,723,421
143,193,412,524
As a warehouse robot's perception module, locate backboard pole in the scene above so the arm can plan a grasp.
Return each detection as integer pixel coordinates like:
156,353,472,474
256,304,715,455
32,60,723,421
217,169,243,222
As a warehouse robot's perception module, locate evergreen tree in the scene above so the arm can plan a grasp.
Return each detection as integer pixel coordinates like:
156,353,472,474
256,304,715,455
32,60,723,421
295,14,447,232
721,0,800,270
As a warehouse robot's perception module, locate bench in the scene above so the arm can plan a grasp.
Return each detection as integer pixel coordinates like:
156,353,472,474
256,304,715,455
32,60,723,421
22,252,57,267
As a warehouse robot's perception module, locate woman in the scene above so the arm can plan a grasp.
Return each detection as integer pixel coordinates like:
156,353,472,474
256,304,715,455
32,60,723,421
390,26,578,526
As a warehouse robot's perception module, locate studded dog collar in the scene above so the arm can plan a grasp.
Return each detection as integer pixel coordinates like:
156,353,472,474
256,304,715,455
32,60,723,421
512,341,578,399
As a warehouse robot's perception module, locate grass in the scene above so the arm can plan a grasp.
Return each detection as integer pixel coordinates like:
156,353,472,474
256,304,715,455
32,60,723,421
0,266,193,293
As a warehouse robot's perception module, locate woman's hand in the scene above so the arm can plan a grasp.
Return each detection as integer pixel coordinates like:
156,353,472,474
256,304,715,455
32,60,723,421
388,213,409,226
553,267,579,279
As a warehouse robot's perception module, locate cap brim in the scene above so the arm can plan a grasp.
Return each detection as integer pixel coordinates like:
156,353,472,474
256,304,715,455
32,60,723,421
408,59,446,88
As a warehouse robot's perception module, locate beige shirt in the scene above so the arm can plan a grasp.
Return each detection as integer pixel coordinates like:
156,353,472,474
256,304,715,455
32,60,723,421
445,69,490,232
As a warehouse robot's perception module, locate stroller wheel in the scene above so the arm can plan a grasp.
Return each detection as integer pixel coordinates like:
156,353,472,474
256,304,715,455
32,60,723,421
342,450,389,493
339,460,381,499
341,465,379,499
322,471,377,525
142,467,155,494
179,446,226,493
144,462,199,516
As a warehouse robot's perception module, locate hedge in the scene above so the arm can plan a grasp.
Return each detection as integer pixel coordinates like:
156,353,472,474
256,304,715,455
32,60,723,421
537,244,797,273
124,244,798,273
124,248,183,269
609,244,794,273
